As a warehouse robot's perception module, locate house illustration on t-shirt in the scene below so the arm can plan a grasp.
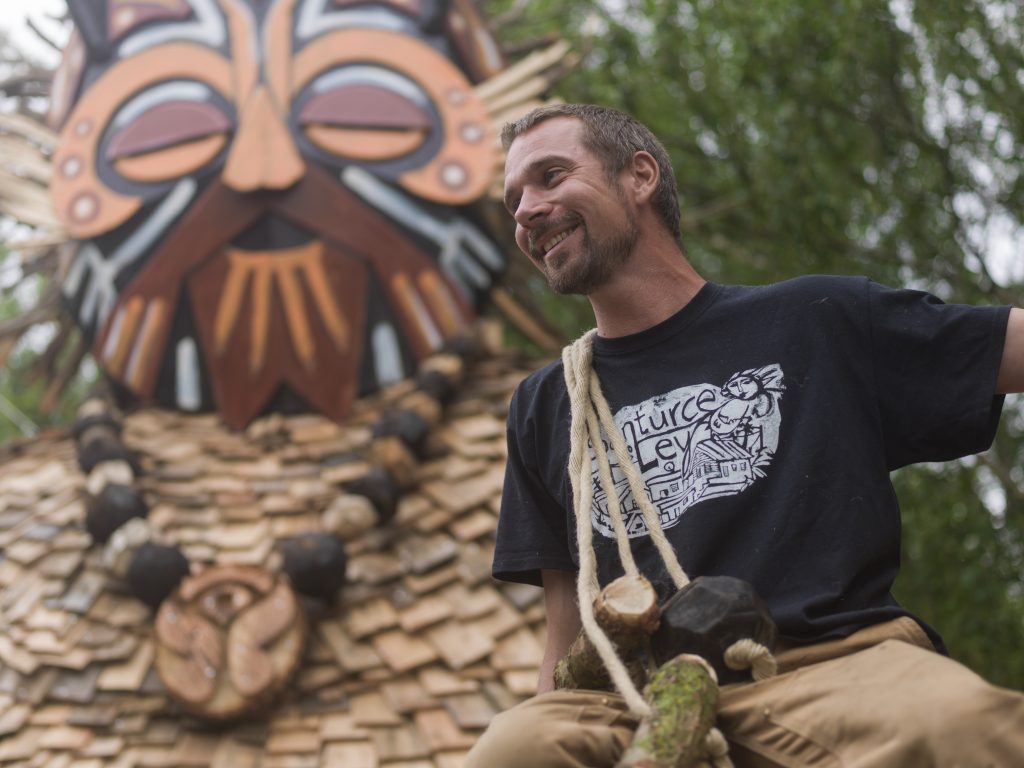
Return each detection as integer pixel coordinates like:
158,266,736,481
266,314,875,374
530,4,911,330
590,365,785,539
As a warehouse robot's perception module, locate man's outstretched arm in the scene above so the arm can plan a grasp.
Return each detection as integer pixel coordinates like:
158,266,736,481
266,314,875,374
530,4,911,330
537,569,582,694
997,308,1024,394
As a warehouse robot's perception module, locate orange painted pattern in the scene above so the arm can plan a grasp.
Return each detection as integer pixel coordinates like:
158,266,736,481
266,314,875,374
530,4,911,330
418,271,464,337
125,299,167,390
51,45,233,238
214,244,351,377
104,295,146,377
222,87,305,192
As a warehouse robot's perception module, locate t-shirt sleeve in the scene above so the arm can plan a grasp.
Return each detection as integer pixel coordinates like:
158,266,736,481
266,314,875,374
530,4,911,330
868,280,1010,469
492,382,576,586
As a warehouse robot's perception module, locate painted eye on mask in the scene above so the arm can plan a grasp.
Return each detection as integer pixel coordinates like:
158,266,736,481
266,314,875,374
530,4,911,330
296,65,433,162
103,81,232,184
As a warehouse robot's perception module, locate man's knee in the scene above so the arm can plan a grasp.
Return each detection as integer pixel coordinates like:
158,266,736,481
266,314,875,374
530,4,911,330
465,702,557,768
465,690,637,768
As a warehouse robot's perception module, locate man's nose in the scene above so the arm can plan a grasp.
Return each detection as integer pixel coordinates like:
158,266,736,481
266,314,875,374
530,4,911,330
222,86,305,192
513,187,551,230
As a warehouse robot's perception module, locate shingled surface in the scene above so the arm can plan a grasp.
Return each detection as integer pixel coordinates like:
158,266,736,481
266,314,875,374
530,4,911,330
0,349,547,767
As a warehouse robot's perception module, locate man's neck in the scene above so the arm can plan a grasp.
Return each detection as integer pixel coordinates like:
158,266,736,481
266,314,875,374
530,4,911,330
588,243,706,338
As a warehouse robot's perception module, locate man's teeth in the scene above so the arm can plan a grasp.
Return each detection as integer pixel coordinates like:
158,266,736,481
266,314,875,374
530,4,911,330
543,227,575,254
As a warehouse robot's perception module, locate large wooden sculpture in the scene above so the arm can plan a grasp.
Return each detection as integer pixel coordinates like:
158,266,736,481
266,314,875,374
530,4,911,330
0,1,572,764
46,0,546,427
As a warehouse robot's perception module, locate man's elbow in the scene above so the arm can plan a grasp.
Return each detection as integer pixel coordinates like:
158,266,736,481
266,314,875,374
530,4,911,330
997,308,1024,394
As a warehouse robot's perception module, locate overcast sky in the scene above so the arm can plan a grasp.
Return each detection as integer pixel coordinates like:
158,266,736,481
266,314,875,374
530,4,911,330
1,0,68,67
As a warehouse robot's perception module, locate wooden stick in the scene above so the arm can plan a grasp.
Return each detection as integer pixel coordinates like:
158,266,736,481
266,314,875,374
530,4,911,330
553,574,659,691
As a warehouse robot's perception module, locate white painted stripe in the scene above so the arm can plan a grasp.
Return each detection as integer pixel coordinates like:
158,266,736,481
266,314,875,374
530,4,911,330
101,304,127,362
343,165,448,242
62,243,92,298
111,179,197,270
372,322,403,385
312,65,429,107
118,0,226,58
176,337,202,411
111,82,212,130
297,0,412,39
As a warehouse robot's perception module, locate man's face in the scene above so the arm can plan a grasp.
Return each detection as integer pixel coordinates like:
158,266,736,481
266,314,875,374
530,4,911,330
503,117,638,295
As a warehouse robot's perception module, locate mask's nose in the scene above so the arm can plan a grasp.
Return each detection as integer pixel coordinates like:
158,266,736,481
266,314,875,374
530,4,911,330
222,86,305,192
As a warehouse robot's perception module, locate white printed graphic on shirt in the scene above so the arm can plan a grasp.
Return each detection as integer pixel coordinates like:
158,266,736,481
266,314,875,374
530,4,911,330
590,365,784,539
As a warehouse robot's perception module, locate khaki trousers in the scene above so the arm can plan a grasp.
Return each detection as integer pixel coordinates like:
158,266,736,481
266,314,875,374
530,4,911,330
466,618,1024,767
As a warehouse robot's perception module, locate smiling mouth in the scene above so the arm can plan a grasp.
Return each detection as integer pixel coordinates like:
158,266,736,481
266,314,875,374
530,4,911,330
541,225,578,255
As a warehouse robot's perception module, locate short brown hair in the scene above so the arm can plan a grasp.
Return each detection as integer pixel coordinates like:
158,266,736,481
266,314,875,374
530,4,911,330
501,104,681,240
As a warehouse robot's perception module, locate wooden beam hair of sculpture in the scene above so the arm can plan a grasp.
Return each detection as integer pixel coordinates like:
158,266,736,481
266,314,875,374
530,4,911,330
49,0,515,427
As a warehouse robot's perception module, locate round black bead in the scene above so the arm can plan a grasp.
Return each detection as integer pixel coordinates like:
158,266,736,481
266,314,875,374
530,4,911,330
280,532,348,601
126,544,191,611
77,436,138,474
372,409,431,456
415,369,457,404
342,466,400,524
72,412,122,443
85,483,149,544
442,333,479,359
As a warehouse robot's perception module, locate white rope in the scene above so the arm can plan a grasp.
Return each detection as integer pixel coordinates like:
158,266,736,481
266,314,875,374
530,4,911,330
563,332,651,716
724,638,778,682
704,728,734,768
586,366,689,590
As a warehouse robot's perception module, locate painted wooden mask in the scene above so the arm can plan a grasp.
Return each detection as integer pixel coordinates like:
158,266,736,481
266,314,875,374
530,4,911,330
51,0,506,427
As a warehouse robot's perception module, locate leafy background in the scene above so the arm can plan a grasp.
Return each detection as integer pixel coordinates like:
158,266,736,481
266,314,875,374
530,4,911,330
486,0,1024,688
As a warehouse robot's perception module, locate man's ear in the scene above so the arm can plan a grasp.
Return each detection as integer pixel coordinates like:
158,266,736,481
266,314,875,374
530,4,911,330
628,151,660,205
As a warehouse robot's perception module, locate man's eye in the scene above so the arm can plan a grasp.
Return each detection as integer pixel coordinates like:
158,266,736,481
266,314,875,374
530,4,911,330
544,168,563,184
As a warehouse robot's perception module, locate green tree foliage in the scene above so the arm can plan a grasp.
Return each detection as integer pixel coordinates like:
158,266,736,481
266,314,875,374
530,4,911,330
0,247,93,446
488,0,1024,686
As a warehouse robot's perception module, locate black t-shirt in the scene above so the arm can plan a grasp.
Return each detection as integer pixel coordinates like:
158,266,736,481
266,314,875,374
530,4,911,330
493,276,1009,649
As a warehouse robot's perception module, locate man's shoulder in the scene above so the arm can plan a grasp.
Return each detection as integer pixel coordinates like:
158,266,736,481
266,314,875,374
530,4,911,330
714,275,872,314
509,357,569,420
724,274,870,297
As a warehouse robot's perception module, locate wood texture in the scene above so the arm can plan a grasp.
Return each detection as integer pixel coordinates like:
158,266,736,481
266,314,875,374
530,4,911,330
154,566,307,721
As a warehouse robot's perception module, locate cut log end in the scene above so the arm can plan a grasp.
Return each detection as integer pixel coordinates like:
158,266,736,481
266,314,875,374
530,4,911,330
595,574,660,640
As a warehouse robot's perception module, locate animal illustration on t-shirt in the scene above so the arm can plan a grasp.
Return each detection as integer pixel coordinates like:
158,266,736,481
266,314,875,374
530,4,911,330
589,365,785,538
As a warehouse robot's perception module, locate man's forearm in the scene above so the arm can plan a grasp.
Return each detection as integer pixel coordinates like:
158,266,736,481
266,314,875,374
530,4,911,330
538,569,582,694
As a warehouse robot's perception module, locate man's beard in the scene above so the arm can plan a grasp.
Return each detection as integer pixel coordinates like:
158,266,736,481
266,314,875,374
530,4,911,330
541,215,639,295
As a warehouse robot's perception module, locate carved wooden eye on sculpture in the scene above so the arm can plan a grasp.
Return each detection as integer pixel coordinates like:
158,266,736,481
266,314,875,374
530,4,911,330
292,28,497,205
51,44,234,238
297,66,433,162
103,81,232,185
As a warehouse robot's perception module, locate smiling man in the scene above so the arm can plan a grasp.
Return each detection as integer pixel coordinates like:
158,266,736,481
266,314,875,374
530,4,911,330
468,104,1024,767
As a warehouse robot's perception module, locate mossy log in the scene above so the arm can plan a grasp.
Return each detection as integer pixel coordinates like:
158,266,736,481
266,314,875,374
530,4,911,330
553,574,659,691
615,654,719,768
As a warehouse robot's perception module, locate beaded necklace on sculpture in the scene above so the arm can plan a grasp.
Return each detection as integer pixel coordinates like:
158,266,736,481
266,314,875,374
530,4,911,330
76,343,475,722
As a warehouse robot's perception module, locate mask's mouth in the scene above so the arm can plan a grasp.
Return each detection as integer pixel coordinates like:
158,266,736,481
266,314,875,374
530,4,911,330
230,214,316,252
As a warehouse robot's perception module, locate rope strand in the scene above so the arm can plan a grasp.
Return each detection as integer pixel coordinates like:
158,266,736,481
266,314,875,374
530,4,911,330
563,334,651,716
587,367,689,590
